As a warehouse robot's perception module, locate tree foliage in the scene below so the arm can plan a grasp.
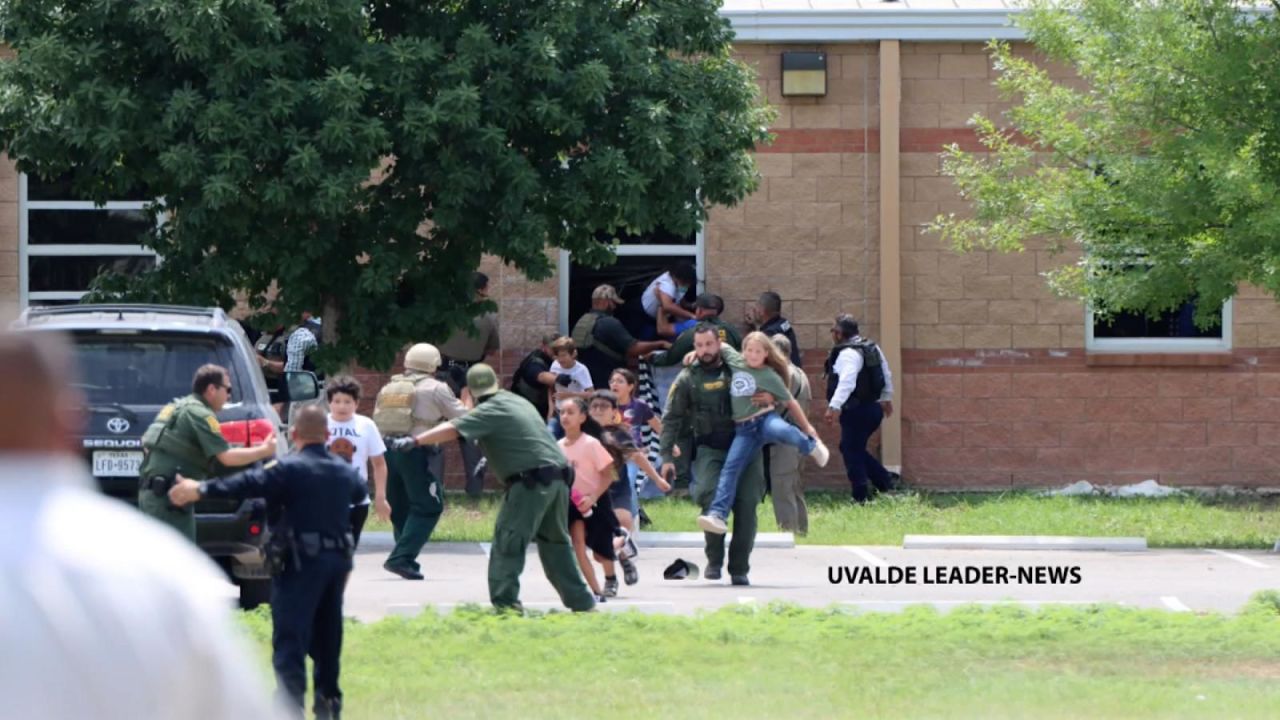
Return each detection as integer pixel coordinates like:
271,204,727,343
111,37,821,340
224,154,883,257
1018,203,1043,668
0,0,771,368
930,0,1280,326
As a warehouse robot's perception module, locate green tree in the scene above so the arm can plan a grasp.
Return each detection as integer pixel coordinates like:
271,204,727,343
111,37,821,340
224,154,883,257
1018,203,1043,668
930,0,1280,327
0,0,771,369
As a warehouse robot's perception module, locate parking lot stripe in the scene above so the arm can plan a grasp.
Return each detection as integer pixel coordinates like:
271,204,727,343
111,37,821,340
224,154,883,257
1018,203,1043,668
845,546,890,567
1205,549,1271,569
478,542,491,558
1161,596,1191,612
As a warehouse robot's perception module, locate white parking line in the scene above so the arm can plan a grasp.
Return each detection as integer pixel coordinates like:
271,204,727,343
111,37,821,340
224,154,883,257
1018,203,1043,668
845,547,890,567
840,600,1113,606
478,542,491,558
1161,596,1191,612
738,596,757,605
1205,549,1271,569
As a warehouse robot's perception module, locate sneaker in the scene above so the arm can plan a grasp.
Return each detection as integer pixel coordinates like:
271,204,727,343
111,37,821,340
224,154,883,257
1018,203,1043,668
620,556,639,585
697,513,728,534
595,594,608,604
809,438,830,468
603,576,619,598
383,561,424,580
616,527,640,560
704,565,722,581
731,575,750,586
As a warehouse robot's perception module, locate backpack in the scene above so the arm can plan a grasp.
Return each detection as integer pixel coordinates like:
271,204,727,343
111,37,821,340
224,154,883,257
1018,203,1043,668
570,312,624,362
372,372,429,436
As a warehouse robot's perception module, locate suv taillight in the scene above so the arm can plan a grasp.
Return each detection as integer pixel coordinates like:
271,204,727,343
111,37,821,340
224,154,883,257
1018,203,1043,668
221,419,277,448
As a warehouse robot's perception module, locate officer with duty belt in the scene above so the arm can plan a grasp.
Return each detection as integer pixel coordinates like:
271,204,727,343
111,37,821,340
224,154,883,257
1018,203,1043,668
390,363,595,613
137,364,276,541
169,405,367,720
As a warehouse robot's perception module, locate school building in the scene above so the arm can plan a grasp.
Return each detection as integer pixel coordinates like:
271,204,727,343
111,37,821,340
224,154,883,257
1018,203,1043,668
4,1,1279,490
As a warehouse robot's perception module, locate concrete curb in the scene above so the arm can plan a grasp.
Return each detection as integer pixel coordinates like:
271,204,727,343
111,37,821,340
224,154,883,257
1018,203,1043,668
358,531,796,552
903,535,1148,551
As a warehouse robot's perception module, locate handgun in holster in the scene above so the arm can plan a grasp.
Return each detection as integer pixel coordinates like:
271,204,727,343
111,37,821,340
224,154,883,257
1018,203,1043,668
266,528,301,575
139,474,176,498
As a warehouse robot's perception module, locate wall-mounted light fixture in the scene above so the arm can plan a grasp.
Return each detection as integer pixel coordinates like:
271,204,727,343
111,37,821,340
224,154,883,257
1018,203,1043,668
781,51,827,97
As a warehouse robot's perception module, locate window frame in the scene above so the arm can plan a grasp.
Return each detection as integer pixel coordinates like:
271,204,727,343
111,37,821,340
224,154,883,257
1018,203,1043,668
18,173,161,308
1084,298,1233,354
557,229,705,333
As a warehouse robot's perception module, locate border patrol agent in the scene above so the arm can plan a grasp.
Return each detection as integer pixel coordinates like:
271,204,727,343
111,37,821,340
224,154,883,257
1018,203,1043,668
137,364,276,541
390,363,595,612
658,323,765,586
169,406,367,719
372,343,466,580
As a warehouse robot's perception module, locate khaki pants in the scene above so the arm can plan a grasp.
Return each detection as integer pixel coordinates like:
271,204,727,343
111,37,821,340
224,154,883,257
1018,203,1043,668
768,444,808,535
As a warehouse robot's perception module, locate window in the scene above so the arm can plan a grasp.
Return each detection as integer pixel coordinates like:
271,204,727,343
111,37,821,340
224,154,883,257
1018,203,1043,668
19,174,159,307
558,227,704,334
1086,298,1232,353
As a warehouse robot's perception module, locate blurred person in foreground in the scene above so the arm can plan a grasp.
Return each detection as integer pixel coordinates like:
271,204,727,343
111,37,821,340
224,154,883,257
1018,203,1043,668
0,330,277,720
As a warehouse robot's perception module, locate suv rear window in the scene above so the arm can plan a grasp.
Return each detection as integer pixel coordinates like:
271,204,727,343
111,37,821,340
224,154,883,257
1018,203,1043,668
71,332,246,407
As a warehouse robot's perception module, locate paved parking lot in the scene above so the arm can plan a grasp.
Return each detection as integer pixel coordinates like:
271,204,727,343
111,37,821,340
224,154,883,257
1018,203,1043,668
331,541,1280,620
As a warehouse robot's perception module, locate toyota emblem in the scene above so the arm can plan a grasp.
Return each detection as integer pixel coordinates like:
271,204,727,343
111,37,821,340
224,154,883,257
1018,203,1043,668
106,417,131,434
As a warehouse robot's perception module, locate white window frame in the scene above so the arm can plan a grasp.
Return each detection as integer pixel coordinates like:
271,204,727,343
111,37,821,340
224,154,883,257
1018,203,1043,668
18,173,160,308
1085,298,1233,354
557,228,705,333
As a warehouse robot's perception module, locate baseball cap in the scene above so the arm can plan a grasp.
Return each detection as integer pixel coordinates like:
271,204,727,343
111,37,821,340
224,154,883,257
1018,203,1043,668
592,284,625,304
466,363,501,399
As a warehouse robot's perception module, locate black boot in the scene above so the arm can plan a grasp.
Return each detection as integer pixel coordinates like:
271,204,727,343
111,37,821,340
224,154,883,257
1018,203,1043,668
314,696,341,720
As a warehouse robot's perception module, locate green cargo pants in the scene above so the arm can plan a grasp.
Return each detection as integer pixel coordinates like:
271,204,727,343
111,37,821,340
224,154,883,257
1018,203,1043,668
385,446,443,572
489,479,595,612
691,445,765,578
138,490,196,542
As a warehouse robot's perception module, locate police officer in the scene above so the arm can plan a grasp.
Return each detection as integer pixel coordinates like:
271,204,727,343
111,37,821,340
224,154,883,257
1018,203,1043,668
823,314,898,503
658,323,766,586
509,333,562,421
169,405,367,719
390,363,595,613
137,364,277,541
747,291,802,367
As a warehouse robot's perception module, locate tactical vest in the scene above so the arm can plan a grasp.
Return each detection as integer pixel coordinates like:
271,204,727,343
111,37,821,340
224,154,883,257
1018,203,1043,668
255,326,290,360
510,349,552,416
824,340,885,405
688,362,736,451
372,372,431,436
139,395,216,478
570,312,625,362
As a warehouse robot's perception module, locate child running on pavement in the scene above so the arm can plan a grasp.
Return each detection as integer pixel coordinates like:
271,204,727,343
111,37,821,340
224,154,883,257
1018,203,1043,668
557,396,623,601
696,331,829,535
607,369,666,500
588,390,669,586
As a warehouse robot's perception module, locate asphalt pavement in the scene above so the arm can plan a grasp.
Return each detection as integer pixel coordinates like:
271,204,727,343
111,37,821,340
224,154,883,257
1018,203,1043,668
328,541,1280,621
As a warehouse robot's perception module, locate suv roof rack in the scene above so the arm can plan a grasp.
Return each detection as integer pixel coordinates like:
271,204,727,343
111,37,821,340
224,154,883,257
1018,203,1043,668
19,304,229,327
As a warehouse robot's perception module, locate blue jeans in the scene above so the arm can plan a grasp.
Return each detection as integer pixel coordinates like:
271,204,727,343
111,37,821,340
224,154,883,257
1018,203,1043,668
709,412,815,520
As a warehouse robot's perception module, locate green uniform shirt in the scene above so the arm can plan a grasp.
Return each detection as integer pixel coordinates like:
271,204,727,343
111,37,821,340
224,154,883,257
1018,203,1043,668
654,317,743,367
138,394,230,481
659,361,736,464
721,346,793,421
451,390,566,481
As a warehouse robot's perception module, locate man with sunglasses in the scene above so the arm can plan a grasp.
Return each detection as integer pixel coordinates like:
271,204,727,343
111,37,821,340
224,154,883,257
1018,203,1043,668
138,364,277,541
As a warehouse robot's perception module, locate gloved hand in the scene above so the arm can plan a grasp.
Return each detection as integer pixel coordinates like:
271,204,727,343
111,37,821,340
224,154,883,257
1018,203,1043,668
555,374,573,387
389,436,418,452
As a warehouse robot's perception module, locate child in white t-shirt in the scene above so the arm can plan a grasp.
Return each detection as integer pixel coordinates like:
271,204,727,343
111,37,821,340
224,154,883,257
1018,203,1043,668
549,336,595,399
325,376,388,548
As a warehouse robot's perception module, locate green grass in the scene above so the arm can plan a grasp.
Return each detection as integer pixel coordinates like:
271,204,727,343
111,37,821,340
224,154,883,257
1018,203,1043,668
366,490,1280,548
239,593,1280,719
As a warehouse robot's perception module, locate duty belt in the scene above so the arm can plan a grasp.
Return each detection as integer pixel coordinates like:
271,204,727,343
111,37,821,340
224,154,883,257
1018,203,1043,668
296,531,354,554
139,475,176,497
504,464,572,490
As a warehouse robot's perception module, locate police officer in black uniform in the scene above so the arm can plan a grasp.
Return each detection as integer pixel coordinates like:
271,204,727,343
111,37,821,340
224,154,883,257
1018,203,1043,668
169,405,366,719
747,291,802,367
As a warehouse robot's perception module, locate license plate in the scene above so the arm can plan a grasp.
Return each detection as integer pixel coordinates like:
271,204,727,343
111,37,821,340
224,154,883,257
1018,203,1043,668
93,451,143,477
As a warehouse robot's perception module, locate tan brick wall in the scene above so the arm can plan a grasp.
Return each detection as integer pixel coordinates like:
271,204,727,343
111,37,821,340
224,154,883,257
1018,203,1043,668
0,155,17,319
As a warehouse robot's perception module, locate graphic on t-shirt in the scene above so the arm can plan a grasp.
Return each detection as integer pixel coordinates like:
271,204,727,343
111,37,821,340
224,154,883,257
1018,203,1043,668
329,437,356,464
730,371,757,397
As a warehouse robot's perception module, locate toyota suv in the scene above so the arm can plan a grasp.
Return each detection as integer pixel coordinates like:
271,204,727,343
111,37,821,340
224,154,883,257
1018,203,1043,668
12,304,320,608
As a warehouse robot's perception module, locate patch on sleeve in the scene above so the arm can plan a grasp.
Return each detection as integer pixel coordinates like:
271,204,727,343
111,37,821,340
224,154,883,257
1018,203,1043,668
780,320,792,332
157,404,175,421
205,416,222,433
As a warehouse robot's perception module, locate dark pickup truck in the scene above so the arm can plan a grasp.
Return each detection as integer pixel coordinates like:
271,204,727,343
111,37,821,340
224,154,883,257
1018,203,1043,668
12,304,319,608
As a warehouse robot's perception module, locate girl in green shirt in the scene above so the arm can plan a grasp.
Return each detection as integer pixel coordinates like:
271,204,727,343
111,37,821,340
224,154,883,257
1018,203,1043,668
697,332,830,535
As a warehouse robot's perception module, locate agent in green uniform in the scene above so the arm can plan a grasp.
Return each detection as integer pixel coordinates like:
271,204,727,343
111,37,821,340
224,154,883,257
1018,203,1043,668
658,323,766,586
391,363,594,612
137,364,277,541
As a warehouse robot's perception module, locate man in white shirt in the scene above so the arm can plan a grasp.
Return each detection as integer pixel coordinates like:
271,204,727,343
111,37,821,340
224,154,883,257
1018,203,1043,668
822,315,898,503
0,330,278,720
325,376,390,547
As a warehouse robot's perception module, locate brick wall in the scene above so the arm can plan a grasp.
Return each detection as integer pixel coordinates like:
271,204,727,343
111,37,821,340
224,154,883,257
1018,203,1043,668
898,41,1280,489
0,156,17,321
